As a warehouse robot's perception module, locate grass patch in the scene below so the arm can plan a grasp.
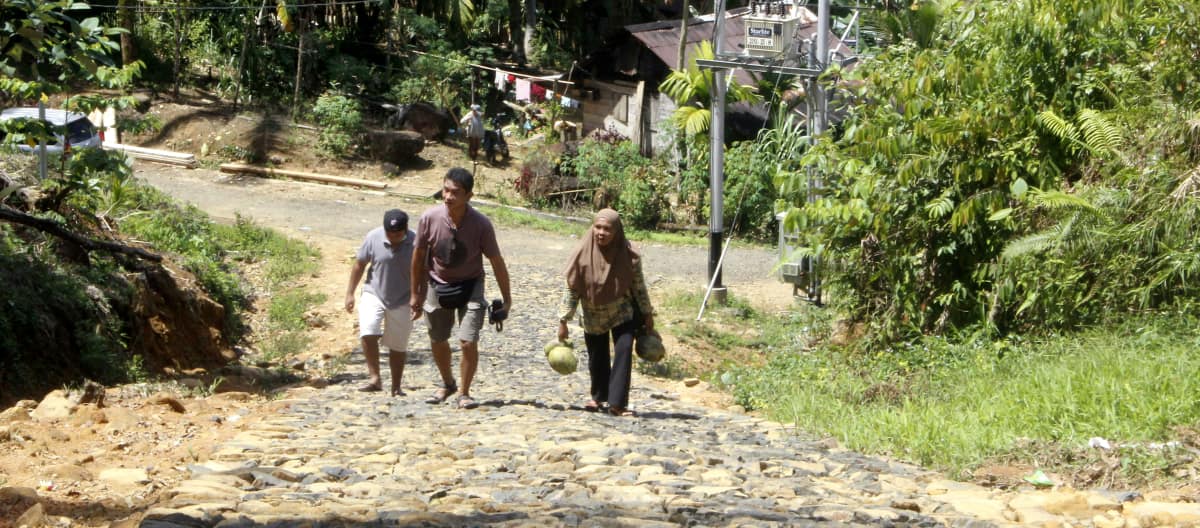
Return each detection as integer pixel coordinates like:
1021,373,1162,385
477,201,764,248
119,183,322,365
655,287,1200,487
652,289,825,383
722,312,1200,486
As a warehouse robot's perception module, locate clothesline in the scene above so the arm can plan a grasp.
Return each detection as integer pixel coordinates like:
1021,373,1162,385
404,49,583,108
406,50,575,86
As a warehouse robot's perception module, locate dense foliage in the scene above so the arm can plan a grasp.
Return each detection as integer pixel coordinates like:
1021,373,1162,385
778,0,1200,340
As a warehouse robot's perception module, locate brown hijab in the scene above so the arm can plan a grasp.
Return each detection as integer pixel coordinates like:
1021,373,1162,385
565,209,640,304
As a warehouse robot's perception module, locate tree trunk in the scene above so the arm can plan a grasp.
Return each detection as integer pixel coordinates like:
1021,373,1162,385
292,18,306,122
507,0,523,62
172,7,184,98
118,0,136,66
234,0,266,111
523,0,536,65
676,0,689,70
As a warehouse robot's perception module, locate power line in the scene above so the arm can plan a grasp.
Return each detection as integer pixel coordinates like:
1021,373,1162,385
89,0,380,13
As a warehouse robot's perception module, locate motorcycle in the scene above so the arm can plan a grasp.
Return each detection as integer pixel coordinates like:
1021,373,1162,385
481,118,509,164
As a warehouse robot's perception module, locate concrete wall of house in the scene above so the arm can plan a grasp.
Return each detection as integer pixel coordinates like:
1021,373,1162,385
581,80,681,157
647,92,677,157
580,80,640,140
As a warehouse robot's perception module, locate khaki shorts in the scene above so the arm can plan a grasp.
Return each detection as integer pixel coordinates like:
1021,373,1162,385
424,277,486,343
358,291,413,351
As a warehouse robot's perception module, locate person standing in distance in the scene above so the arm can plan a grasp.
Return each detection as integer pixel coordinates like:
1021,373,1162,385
345,209,415,396
410,167,512,409
558,209,654,416
460,104,485,161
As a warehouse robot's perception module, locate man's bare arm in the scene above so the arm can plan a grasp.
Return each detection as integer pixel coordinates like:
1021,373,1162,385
410,246,427,320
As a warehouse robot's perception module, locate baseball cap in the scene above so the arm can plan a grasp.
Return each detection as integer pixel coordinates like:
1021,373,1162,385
383,209,408,232
471,104,481,111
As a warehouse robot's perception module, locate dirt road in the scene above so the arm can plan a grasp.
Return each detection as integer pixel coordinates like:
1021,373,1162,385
134,165,797,308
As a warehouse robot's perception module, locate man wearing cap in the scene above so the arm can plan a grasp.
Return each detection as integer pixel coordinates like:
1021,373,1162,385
345,209,415,395
460,104,485,161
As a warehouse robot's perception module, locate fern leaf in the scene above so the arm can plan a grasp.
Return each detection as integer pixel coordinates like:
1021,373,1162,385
1000,229,1061,259
1035,110,1079,145
1077,108,1122,156
1028,189,1099,212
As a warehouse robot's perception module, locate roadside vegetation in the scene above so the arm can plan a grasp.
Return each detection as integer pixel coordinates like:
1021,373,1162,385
685,296,1200,488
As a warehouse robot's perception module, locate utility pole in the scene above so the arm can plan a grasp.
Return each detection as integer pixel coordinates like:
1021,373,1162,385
708,0,729,304
696,0,836,307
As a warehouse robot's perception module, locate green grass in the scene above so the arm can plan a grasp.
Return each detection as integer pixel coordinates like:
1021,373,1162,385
747,318,1199,480
119,183,322,364
661,288,1200,486
476,201,767,248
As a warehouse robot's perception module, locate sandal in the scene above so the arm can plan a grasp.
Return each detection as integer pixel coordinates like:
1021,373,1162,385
456,395,479,409
357,383,382,393
583,400,601,412
424,384,457,404
609,406,634,417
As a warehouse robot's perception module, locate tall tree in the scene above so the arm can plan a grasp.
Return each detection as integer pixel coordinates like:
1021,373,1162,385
522,0,536,65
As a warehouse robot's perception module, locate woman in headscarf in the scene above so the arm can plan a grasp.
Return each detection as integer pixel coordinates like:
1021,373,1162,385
558,209,655,416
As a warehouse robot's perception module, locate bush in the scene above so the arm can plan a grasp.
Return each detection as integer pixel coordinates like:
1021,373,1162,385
561,138,668,229
311,90,363,157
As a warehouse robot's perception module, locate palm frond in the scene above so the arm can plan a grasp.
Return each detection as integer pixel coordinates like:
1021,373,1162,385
683,107,712,137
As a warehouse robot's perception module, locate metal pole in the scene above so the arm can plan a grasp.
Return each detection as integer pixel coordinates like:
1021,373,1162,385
810,0,831,305
815,0,830,136
708,0,728,302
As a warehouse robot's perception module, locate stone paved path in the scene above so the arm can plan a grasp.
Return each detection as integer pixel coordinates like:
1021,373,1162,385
135,167,1188,528
139,253,1002,527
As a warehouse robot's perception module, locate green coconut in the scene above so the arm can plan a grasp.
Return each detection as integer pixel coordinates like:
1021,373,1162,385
635,332,666,363
547,345,577,375
544,339,573,357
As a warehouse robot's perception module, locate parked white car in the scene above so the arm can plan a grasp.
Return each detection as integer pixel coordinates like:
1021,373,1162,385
0,107,102,155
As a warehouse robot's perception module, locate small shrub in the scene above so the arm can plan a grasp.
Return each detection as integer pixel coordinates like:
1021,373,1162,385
311,90,363,157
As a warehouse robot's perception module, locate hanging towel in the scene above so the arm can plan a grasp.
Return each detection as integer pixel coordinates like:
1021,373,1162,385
515,79,531,102
495,70,507,91
530,83,546,101
561,96,576,109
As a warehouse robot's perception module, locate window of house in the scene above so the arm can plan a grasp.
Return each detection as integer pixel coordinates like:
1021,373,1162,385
614,93,628,125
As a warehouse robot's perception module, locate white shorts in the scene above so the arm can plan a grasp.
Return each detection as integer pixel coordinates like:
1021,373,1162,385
358,291,413,352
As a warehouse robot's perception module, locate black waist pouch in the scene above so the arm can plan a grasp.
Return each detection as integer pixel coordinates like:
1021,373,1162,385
433,277,477,309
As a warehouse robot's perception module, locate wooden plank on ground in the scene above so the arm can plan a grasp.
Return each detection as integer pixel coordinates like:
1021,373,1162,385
103,142,197,168
218,163,388,190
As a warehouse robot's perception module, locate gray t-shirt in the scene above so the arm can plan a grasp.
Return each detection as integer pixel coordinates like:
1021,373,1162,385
415,204,500,284
357,227,415,309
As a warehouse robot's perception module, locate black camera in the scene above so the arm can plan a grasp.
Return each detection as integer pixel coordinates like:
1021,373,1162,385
487,299,507,331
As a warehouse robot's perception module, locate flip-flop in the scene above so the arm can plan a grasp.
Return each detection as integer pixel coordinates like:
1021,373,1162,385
457,395,479,409
583,400,601,412
609,406,635,417
424,384,457,404
357,383,382,393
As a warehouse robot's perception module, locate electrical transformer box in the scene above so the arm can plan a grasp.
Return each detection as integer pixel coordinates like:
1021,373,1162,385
743,2,807,58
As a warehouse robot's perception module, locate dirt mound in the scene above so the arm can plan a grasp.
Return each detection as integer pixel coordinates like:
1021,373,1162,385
0,226,231,407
